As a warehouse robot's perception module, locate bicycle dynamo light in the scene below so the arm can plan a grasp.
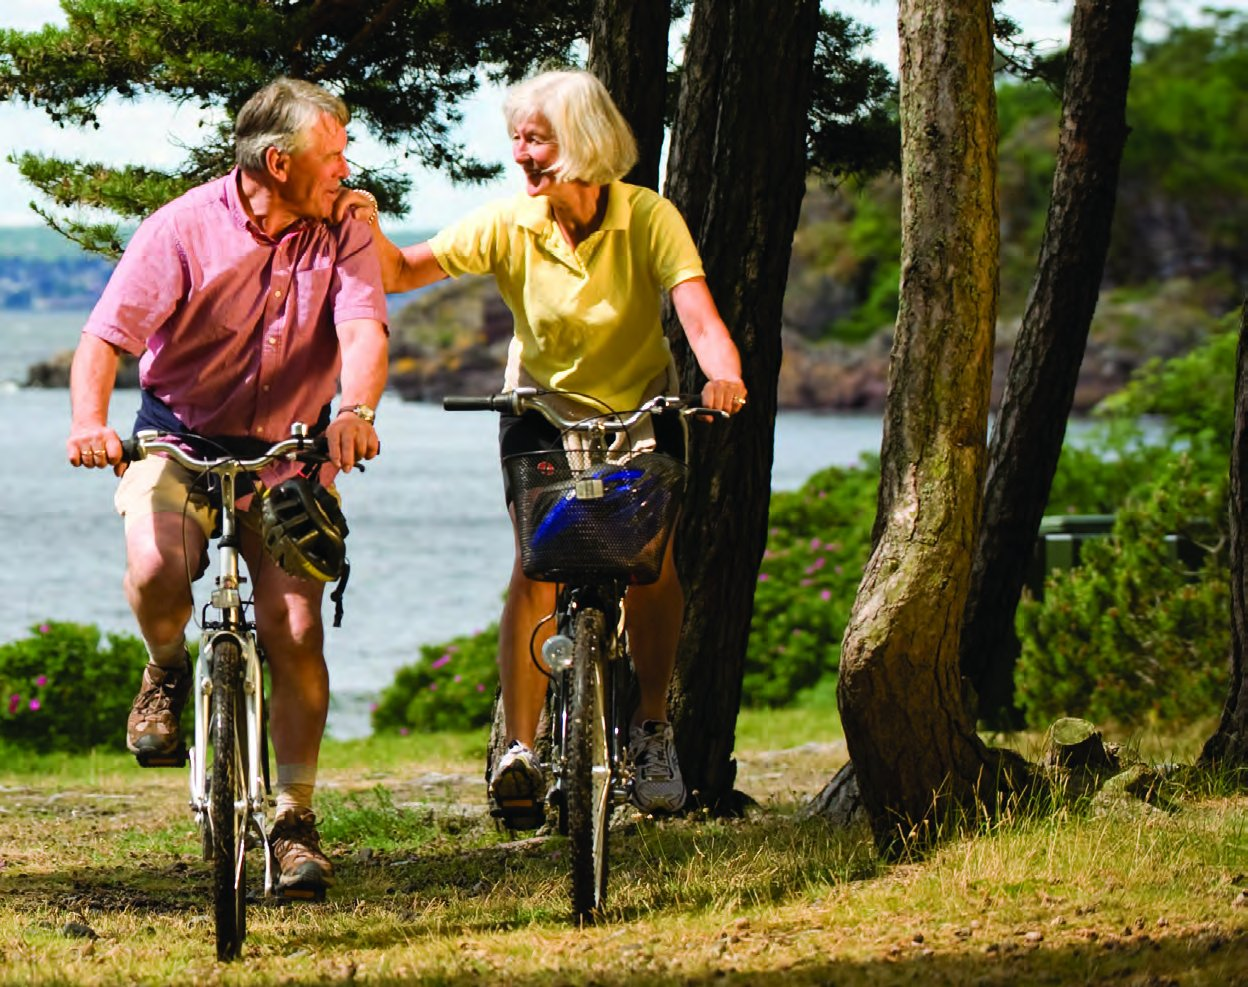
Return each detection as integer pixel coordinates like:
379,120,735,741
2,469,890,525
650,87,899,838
259,477,350,582
542,634,575,671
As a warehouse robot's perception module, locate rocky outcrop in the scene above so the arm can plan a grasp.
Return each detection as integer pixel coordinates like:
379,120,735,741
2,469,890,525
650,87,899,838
18,277,1177,413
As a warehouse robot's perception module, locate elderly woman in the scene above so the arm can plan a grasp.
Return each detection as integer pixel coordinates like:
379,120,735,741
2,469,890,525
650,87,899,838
341,69,746,823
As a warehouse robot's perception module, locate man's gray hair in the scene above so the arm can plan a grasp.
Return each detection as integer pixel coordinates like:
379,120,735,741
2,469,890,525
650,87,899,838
234,77,349,172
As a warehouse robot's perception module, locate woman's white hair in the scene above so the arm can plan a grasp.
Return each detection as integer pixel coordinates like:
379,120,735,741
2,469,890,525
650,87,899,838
234,77,349,173
503,70,638,185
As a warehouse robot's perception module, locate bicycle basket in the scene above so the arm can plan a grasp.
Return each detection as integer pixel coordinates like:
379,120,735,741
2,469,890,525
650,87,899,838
506,450,688,584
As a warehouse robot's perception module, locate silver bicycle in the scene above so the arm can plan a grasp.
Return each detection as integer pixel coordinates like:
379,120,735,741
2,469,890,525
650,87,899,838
122,423,326,960
444,389,721,921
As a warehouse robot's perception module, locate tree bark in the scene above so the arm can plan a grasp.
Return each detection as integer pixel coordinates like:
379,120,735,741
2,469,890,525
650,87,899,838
1201,300,1248,765
663,0,819,812
835,0,1025,852
960,0,1140,727
587,0,671,191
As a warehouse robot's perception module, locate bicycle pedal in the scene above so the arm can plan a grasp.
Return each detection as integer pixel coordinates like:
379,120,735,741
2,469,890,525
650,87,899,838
276,883,327,903
490,803,546,832
133,746,189,768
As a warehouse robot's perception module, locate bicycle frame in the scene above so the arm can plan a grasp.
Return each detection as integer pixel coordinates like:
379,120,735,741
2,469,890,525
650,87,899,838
124,424,325,954
445,390,723,920
186,456,272,895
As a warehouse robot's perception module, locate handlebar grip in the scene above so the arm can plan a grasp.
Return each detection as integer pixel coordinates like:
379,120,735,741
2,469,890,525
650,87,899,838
120,437,145,463
443,394,516,413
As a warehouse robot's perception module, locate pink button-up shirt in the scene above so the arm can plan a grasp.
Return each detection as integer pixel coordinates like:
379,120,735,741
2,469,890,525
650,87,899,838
85,169,387,442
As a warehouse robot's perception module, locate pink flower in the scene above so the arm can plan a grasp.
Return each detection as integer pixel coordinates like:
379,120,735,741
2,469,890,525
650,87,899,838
428,682,438,691
431,654,451,670
476,683,486,693
28,699,40,712
758,573,771,582
809,537,822,551
453,674,462,683
820,589,832,602
35,675,48,687
39,624,51,634
399,727,410,736
7,694,19,714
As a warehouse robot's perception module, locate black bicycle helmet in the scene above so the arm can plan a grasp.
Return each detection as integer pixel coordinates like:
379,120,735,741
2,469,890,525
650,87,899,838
260,477,349,582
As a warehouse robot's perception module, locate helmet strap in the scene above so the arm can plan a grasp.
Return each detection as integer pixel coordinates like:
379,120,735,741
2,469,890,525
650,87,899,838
330,559,350,627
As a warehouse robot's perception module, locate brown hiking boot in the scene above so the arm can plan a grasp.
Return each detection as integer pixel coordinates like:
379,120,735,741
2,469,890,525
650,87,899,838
126,660,192,759
270,808,335,897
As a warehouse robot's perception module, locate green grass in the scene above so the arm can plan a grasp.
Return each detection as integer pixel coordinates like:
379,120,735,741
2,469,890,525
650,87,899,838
1,701,1247,985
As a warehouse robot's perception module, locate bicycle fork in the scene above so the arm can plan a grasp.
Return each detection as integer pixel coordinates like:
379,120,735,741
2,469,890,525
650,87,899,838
188,630,273,894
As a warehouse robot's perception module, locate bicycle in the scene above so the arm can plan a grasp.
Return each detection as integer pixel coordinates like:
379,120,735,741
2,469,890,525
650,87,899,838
444,387,721,922
121,423,331,960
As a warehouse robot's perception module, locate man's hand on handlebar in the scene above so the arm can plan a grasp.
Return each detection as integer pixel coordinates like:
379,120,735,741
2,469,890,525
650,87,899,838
67,424,126,474
326,413,379,472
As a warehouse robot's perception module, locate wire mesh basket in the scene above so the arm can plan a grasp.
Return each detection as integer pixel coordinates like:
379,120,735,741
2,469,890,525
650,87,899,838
506,450,689,584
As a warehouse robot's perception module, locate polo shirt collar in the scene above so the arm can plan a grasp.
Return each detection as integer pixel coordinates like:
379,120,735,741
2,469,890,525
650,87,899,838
514,181,633,236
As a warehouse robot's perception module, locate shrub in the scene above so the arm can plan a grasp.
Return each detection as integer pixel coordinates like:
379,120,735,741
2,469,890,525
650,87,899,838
743,457,877,706
371,624,500,734
1016,322,1235,729
1016,454,1230,728
0,621,146,752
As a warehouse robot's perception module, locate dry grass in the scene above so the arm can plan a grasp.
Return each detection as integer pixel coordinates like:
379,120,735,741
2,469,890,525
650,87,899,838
2,719,1247,985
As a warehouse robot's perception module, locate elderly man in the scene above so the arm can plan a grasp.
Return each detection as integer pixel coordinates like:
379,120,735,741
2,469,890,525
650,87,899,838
66,77,388,896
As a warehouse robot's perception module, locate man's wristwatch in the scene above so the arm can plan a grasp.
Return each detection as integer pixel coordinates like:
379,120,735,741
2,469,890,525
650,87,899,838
339,403,376,425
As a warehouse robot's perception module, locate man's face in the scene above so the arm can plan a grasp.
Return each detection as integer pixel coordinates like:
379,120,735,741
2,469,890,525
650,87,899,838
275,111,350,222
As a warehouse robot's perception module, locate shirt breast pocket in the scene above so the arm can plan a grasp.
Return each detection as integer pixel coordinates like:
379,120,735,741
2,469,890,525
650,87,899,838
293,266,335,325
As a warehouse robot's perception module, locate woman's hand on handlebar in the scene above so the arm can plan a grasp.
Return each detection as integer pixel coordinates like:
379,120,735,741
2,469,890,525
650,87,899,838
700,377,748,416
326,412,379,473
67,424,126,473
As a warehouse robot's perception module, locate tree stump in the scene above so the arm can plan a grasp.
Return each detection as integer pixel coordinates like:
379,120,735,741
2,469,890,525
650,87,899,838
1044,717,1118,772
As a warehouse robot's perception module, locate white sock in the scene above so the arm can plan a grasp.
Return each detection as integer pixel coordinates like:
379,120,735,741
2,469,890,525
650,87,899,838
145,635,188,669
275,763,317,816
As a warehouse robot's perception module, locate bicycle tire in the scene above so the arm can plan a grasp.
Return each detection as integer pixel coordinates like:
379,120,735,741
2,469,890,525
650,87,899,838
209,637,247,960
565,606,611,922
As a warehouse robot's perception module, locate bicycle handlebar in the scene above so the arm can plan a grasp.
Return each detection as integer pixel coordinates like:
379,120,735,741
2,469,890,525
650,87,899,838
441,388,728,427
120,426,330,473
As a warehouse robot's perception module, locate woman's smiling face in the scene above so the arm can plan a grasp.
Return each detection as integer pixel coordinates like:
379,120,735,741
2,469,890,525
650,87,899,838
511,113,559,196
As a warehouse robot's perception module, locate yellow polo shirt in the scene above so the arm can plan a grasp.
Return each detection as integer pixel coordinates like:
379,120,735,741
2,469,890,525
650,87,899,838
429,181,705,413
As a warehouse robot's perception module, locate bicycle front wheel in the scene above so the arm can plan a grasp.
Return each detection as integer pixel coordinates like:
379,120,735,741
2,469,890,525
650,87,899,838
565,606,611,922
209,638,247,960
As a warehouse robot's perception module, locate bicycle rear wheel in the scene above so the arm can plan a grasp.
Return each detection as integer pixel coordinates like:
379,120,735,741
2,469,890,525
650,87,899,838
565,606,611,922
209,638,247,960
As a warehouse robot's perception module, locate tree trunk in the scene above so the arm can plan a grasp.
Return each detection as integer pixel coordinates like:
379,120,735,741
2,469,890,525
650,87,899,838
835,0,1024,852
960,0,1140,727
587,0,671,191
1201,300,1248,765
662,0,819,813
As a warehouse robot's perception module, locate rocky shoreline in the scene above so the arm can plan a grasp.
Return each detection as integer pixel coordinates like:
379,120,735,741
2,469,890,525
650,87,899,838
22,278,1148,413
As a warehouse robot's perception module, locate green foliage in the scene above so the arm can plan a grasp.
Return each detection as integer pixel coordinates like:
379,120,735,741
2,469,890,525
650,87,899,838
1017,324,1236,729
1016,455,1230,729
807,10,898,184
2,1,895,255
743,457,878,706
0,620,145,752
371,624,500,734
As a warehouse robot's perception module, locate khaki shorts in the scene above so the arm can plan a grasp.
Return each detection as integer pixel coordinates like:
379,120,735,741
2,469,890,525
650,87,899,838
114,455,262,538
114,455,342,536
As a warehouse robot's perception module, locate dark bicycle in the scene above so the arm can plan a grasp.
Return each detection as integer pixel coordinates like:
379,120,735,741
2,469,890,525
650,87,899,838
121,423,331,960
444,388,720,922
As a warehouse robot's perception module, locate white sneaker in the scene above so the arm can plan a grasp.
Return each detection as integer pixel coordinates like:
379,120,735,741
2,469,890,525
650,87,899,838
629,720,687,813
490,741,546,829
